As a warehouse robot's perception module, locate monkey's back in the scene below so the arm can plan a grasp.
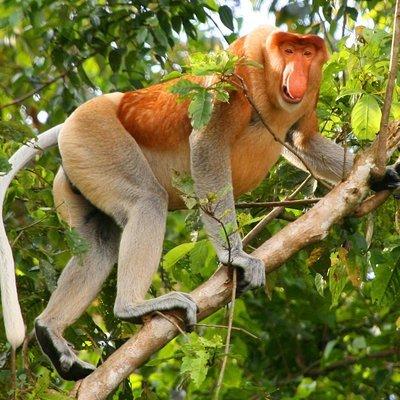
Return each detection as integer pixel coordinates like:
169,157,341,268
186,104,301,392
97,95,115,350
117,81,195,149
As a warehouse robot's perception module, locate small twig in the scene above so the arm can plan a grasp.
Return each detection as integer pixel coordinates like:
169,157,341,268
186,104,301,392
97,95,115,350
154,311,188,337
305,347,400,377
373,0,400,176
22,331,35,382
195,323,259,340
201,204,233,262
243,175,312,246
317,10,336,52
205,11,230,45
213,268,237,400
10,347,16,398
0,72,68,110
236,198,320,209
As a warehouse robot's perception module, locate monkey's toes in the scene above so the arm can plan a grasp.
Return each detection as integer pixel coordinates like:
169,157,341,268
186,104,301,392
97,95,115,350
35,319,96,381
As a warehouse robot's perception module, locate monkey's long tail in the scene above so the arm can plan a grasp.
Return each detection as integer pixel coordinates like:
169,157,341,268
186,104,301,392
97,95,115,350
0,124,63,349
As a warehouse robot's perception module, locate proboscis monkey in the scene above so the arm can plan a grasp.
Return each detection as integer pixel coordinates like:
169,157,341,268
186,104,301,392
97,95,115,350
1,26,399,381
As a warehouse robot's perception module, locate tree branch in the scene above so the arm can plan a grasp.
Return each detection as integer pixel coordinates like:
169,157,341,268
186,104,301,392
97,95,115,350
0,73,68,111
372,0,400,176
76,140,390,399
305,347,400,377
75,22,400,393
236,198,321,209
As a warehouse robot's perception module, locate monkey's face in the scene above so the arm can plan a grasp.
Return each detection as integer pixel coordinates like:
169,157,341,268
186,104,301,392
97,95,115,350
265,31,328,112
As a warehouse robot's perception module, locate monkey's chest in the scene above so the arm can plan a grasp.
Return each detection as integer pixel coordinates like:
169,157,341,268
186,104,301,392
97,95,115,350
141,125,283,209
230,125,283,196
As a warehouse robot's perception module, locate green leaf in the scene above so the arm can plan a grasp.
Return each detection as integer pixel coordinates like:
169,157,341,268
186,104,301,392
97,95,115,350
40,260,58,293
163,242,195,269
169,79,203,98
371,249,400,306
296,377,317,398
351,94,382,140
188,89,213,129
0,153,11,175
352,336,366,350
315,273,326,297
323,339,338,359
328,251,348,307
180,333,223,388
109,48,124,72
219,5,234,31
171,171,197,209
181,350,209,388
77,64,96,88
391,102,400,119
204,0,219,11
215,89,230,102
335,88,364,100
190,239,216,277
346,6,358,21
162,71,182,81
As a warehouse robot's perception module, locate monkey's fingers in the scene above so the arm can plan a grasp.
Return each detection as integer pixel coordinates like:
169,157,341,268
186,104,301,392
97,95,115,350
229,255,266,295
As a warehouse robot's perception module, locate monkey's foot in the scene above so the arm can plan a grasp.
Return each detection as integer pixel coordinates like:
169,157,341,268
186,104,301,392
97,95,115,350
114,291,198,329
35,319,95,381
370,162,400,192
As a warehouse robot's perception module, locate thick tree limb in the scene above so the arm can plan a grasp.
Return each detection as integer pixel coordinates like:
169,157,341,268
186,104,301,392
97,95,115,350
76,147,379,399
76,119,400,398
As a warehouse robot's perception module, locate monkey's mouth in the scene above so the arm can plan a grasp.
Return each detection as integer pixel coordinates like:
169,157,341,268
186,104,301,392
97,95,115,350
282,85,302,104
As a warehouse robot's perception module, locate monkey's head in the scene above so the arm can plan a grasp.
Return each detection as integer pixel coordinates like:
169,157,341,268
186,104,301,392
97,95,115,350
265,31,328,111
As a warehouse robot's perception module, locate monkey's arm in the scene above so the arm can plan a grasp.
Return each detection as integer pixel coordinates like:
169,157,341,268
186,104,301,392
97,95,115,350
282,112,400,189
189,103,265,291
282,130,354,184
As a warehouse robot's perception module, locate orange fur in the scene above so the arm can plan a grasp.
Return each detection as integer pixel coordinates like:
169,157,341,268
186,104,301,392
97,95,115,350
115,27,327,193
117,82,192,149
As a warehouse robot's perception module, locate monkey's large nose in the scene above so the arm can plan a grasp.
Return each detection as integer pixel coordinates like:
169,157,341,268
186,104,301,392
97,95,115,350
282,84,302,104
285,73,307,101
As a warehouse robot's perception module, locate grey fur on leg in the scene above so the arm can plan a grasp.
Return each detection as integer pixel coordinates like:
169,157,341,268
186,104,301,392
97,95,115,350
114,291,198,329
35,170,120,380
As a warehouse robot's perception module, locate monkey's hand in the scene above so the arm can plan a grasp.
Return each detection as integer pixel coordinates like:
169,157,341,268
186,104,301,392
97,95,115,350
219,250,265,293
370,163,400,192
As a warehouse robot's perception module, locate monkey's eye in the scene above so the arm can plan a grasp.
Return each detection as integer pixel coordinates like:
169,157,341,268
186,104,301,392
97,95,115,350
284,48,294,54
303,50,313,57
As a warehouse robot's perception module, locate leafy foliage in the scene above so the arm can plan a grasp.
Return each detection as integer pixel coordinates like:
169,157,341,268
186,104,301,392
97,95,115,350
1,1,400,399
169,51,239,129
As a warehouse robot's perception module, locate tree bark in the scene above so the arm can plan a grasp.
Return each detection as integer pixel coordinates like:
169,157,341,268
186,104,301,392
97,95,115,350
76,147,385,399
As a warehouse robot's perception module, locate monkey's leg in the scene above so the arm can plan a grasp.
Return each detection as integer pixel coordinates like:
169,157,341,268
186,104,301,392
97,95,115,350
58,95,197,330
112,195,197,328
35,169,120,381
